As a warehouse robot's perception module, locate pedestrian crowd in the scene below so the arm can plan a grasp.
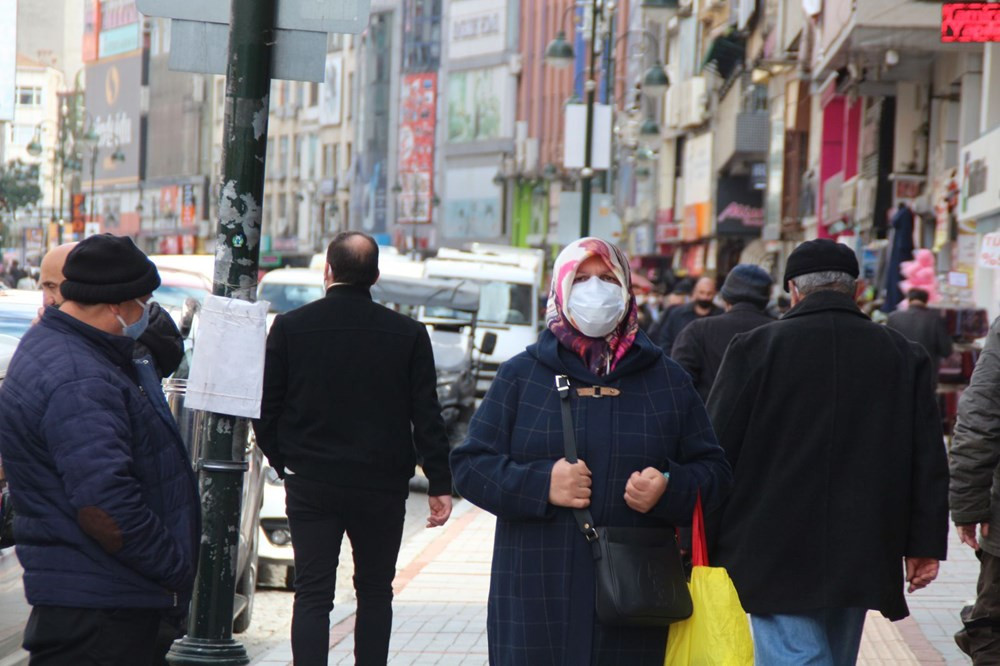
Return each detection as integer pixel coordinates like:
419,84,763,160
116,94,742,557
0,231,998,666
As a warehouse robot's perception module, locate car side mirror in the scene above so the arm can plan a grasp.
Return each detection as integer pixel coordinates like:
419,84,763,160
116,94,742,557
180,297,200,339
480,332,498,356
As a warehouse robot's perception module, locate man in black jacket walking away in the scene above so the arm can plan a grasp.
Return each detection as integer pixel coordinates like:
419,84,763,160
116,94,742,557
672,264,773,402
708,239,949,664
254,232,452,666
887,288,953,389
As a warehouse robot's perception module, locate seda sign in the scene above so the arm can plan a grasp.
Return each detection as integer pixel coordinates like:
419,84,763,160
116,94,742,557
942,3,1000,43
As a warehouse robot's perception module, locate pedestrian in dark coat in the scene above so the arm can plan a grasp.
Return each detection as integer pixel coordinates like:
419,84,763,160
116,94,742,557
708,239,949,664
0,235,199,666
254,232,453,665
451,237,732,666
672,264,774,401
656,276,723,355
949,317,1000,660
887,288,953,388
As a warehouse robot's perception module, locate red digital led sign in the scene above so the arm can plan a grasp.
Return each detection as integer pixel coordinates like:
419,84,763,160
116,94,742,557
943,3,1000,43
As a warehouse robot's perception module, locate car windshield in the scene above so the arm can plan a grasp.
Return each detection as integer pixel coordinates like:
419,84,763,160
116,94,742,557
154,284,210,309
259,283,326,314
425,281,532,325
0,304,37,340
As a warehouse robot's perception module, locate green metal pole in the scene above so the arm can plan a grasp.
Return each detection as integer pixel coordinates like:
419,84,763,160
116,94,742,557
166,0,274,664
580,0,600,238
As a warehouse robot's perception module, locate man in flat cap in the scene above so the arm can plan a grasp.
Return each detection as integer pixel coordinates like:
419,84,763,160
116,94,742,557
0,234,199,665
707,239,949,664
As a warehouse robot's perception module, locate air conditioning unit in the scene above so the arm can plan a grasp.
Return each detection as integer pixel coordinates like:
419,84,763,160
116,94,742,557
679,77,709,128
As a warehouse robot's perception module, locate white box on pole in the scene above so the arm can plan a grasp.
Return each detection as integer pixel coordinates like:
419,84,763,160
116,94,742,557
564,104,613,171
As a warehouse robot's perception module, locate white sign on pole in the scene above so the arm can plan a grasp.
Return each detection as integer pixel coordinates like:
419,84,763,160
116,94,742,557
136,0,372,34
979,232,1000,269
185,295,270,419
563,104,613,171
168,20,327,82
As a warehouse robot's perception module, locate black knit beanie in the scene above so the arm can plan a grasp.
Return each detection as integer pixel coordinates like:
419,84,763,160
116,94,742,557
60,234,161,304
720,264,773,308
782,238,859,292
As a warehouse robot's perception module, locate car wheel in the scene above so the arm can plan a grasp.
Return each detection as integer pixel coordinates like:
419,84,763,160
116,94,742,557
284,565,296,591
233,530,259,634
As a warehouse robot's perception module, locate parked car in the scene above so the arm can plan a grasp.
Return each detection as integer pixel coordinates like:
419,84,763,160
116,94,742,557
372,276,497,447
0,291,41,665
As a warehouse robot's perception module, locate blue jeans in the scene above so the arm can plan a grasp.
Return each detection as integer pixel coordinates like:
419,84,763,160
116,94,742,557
751,608,868,665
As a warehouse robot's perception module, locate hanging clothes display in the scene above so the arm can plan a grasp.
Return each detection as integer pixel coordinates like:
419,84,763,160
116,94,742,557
882,204,915,313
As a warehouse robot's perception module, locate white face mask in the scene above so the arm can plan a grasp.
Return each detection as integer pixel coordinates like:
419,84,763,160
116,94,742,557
567,276,626,338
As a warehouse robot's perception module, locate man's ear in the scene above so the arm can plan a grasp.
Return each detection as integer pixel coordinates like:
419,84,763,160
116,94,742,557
854,279,866,302
324,263,333,286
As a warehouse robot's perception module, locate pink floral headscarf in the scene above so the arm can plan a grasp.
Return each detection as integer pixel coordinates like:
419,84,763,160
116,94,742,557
546,237,639,376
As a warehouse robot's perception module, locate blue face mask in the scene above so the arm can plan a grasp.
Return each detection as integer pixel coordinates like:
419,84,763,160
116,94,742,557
115,299,151,340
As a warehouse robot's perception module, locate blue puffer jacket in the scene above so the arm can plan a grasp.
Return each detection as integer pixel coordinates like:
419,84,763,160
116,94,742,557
0,307,199,610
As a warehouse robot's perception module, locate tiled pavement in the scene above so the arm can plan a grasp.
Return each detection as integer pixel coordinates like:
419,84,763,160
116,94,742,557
253,499,978,665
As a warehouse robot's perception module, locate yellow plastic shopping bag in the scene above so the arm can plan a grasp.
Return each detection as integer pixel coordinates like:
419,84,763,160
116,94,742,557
664,495,753,665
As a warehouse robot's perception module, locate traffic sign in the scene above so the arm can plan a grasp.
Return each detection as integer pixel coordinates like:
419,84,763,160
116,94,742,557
135,0,372,35
168,20,327,82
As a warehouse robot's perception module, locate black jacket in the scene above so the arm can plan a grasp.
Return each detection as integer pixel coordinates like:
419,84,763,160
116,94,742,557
707,291,949,621
656,302,723,356
253,285,452,496
671,302,774,402
887,305,953,383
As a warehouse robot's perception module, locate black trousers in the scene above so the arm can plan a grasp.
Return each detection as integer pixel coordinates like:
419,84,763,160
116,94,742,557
959,549,1000,665
285,475,406,666
23,605,162,665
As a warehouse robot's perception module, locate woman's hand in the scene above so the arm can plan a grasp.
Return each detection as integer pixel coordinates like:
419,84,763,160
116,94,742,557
624,468,668,514
549,458,592,508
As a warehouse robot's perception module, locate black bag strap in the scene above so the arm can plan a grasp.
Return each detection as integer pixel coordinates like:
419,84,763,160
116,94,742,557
555,375,600,545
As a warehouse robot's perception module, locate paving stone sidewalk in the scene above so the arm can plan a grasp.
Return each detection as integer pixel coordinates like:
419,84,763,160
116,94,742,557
254,499,978,665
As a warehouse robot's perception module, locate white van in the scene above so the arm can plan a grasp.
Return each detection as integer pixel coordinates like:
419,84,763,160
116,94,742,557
424,248,544,399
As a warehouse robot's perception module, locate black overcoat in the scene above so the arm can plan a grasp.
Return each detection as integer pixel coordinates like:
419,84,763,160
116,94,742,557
707,290,949,621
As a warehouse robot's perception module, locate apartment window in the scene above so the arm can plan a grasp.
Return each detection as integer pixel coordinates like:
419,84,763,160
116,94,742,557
11,124,35,145
296,82,305,108
327,32,344,51
346,73,354,120
278,136,289,174
308,134,318,179
266,138,274,176
309,82,319,107
345,142,352,172
294,136,304,175
17,87,42,107
278,193,287,219
322,144,334,179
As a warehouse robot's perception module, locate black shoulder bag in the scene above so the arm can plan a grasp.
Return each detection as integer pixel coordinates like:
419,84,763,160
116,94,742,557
556,374,692,627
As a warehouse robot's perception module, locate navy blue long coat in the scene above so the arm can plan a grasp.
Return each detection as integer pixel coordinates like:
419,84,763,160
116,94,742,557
451,329,732,666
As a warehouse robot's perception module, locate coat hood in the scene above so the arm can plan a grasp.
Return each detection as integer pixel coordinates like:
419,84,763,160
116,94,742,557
526,328,663,385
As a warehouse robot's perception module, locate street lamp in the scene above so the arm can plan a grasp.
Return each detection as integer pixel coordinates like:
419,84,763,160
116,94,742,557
639,118,662,150
545,1,615,238
641,0,678,21
613,30,671,99
545,31,575,69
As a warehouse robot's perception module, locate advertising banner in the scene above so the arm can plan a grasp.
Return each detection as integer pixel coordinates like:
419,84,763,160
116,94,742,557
397,73,437,224
960,126,1000,222
99,0,140,58
447,67,505,143
84,55,142,186
448,0,506,60
0,0,14,122
320,53,343,126
717,176,765,236
83,0,100,62
443,166,500,238
683,133,714,242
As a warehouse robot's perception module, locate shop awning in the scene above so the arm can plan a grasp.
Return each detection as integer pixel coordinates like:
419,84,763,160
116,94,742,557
702,32,746,80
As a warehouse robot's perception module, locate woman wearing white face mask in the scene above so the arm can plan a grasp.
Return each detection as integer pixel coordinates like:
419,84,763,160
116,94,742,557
451,237,732,665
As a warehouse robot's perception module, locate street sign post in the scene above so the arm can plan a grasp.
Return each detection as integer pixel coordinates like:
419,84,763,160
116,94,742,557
137,0,371,81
